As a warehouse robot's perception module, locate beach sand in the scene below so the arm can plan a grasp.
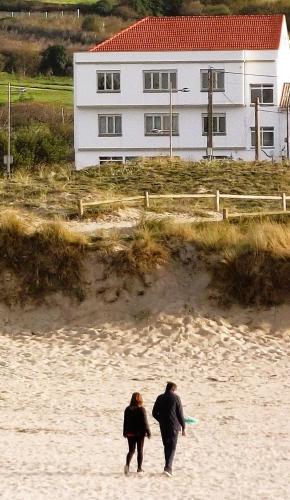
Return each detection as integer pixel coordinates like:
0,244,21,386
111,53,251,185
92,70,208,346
0,266,290,499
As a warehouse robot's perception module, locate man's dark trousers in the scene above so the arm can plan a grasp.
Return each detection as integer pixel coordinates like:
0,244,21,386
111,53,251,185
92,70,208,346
161,431,178,472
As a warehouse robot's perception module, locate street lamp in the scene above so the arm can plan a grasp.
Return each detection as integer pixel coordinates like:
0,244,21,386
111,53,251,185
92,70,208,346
6,83,27,176
169,83,190,159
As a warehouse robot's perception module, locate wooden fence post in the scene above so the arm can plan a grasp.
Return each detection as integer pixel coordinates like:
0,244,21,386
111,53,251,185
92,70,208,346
282,192,287,212
78,199,84,217
223,208,229,220
144,191,150,209
215,189,220,212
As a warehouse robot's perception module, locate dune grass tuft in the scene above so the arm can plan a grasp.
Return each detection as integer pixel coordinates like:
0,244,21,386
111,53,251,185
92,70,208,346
114,225,170,275
0,214,87,304
209,221,290,306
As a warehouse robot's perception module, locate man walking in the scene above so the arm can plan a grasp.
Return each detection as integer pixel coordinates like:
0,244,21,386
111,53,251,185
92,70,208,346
152,382,186,477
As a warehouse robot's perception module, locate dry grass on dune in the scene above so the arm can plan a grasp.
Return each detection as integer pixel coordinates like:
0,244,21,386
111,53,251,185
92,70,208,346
113,225,170,275
2,159,290,219
0,212,87,304
201,221,290,306
1,210,290,306
129,218,290,306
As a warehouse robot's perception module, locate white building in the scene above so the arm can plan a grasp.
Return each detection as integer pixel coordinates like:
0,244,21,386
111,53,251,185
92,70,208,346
74,14,290,169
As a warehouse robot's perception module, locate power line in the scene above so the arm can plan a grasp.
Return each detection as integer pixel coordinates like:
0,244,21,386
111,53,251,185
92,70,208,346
224,70,277,79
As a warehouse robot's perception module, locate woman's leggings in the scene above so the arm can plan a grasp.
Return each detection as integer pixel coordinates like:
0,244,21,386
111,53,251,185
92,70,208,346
126,436,145,469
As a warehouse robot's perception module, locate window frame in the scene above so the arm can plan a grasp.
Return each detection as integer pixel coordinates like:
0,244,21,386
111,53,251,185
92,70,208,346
202,113,226,136
251,127,274,148
144,113,179,136
143,70,177,92
96,71,121,93
99,156,123,164
250,84,274,106
98,114,122,136
200,69,225,92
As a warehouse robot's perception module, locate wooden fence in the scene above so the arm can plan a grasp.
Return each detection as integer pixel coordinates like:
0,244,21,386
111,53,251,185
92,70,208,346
77,190,290,218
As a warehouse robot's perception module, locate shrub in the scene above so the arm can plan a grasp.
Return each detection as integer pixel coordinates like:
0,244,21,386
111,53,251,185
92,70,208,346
113,5,139,19
180,1,203,15
0,124,72,168
203,4,231,15
94,0,114,15
4,50,41,76
40,45,71,77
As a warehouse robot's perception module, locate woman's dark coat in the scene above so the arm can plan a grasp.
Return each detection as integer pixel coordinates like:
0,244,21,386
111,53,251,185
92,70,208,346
123,406,151,438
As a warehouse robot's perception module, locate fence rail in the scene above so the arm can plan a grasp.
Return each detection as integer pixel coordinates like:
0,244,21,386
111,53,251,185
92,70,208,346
77,190,290,218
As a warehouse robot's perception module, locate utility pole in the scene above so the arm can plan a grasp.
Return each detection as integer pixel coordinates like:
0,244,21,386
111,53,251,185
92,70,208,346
255,96,260,161
286,103,289,160
169,80,173,159
7,82,11,177
207,67,213,160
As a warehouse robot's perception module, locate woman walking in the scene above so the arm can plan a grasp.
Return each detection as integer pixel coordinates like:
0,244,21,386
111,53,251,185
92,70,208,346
123,392,151,475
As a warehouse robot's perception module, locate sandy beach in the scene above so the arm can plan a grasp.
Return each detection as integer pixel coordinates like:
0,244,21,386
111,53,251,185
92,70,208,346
0,264,290,500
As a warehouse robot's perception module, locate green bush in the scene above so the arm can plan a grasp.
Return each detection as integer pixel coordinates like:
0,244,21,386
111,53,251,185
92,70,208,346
40,45,71,77
94,0,115,15
0,125,72,169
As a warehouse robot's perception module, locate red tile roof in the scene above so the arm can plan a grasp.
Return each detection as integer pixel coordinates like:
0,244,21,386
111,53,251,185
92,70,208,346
90,15,284,52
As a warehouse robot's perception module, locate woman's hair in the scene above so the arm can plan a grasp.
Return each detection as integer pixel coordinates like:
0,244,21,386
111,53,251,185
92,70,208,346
130,392,143,407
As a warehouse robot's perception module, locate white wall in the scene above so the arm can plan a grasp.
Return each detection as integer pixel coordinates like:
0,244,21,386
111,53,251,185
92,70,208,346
74,43,289,168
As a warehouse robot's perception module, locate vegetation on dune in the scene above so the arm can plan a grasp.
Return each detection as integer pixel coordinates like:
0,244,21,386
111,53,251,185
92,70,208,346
128,218,290,306
1,159,290,218
2,210,290,307
0,212,86,304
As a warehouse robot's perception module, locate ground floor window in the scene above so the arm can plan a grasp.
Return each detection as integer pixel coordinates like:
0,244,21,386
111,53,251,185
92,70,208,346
99,156,123,164
202,113,226,135
251,127,274,148
145,113,179,135
124,156,139,162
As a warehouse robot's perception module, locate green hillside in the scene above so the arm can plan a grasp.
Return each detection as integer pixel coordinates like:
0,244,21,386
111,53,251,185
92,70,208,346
0,73,73,105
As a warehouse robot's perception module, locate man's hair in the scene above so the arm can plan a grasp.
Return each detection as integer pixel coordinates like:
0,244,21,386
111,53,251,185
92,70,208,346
166,381,177,392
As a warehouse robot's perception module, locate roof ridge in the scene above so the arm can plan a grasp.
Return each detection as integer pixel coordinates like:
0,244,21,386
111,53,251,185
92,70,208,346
144,14,284,20
90,17,150,52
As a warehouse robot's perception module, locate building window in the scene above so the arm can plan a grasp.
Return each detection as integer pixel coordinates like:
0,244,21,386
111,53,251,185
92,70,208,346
250,84,274,105
98,115,122,136
202,113,226,135
201,69,225,92
143,71,177,92
97,71,120,92
145,113,179,135
251,127,274,148
125,156,139,163
99,156,123,164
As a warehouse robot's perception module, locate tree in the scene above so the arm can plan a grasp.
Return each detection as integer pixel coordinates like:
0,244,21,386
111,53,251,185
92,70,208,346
94,0,114,15
127,0,150,16
162,0,183,15
40,45,71,77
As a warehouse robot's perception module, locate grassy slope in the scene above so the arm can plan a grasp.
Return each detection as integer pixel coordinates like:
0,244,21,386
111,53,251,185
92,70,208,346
0,72,73,105
1,159,290,219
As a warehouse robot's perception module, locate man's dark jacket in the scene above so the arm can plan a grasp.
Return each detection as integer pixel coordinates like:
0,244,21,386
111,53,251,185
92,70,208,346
152,390,185,435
